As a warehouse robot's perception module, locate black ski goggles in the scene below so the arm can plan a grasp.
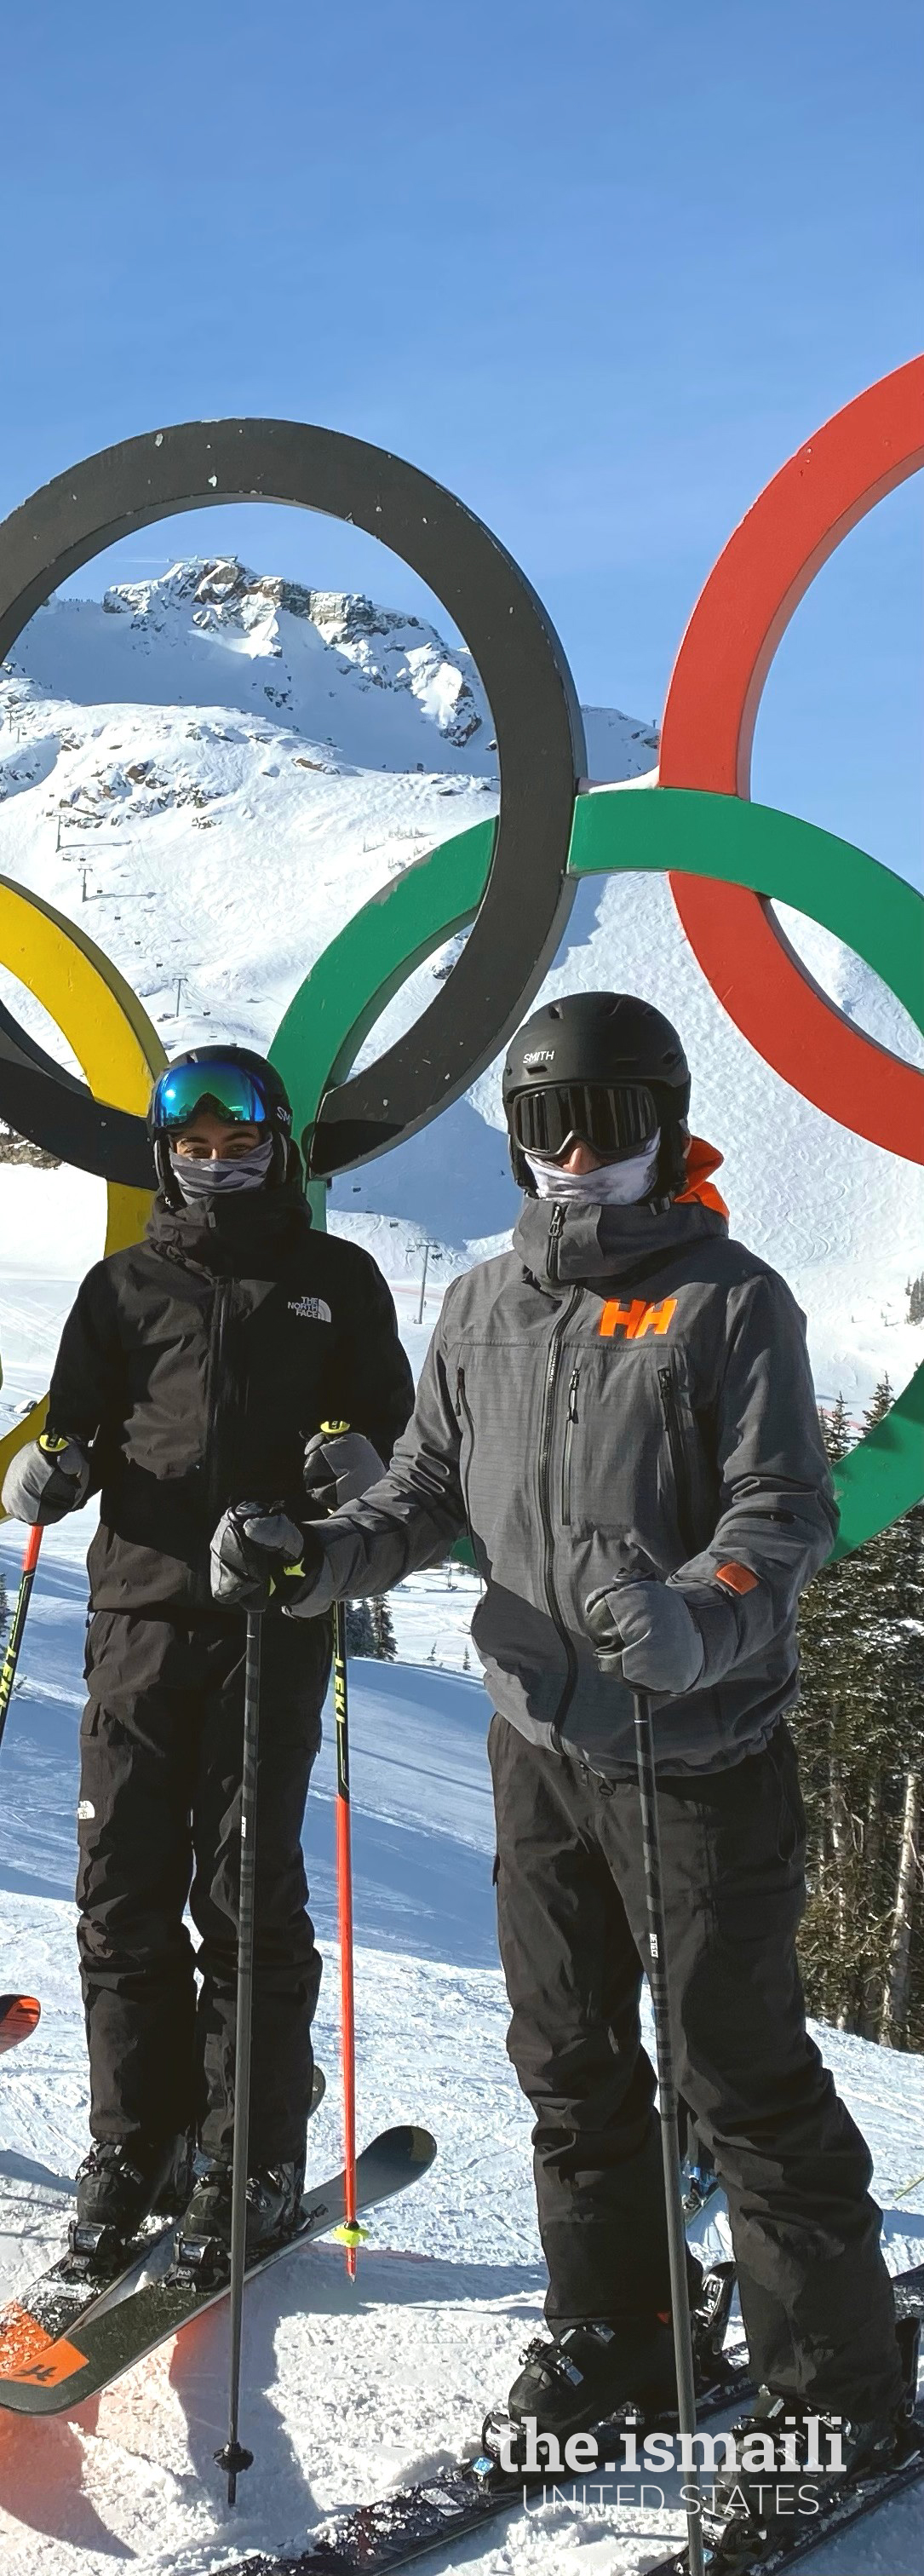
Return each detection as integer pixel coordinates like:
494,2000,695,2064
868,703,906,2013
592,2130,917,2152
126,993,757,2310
509,1081,660,1164
151,1062,270,1133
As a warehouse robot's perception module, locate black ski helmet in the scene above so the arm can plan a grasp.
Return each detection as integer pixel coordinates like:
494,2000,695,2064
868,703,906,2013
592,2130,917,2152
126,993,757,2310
148,1044,294,1200
502,992,692,1196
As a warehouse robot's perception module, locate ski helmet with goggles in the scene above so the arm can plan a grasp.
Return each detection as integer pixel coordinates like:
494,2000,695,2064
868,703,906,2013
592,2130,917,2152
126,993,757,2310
148,1046,294,1199
502,993,691,1197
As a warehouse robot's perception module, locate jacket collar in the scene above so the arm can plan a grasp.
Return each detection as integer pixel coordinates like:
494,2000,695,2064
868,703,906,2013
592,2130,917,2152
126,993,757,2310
146,1182,313,1278
513,1136,729,1293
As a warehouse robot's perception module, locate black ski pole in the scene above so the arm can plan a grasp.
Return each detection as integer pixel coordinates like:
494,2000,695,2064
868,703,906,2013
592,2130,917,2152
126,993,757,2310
319,1419,368,2281
215,1606,262,2506
0,1524,43,1757
633,1686,705,2576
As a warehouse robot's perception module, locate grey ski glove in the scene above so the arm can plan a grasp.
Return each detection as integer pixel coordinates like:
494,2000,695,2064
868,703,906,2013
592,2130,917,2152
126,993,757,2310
585,1578,706,1694
2,1429,92,1526
303,1429,387,1513
210,1503,314,1612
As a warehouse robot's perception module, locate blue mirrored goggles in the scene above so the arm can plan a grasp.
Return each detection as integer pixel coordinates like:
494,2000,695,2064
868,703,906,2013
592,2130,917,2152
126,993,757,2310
151,1062,270,1132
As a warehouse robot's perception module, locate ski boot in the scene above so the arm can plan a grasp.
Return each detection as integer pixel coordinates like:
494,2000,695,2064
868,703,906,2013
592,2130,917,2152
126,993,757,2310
707,2331,921,2566
173,2158,306,2286
69,2130,195,2274
171,2063,324,2284
690,2258,738,2395
480,2259,744,2471
503,2312,678,2454
484,2268,705,2469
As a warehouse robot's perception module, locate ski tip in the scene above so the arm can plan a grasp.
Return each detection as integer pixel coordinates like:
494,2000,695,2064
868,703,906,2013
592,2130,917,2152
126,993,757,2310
355,2123,437,2171
385,2124,438,2171
0,1997,40,2056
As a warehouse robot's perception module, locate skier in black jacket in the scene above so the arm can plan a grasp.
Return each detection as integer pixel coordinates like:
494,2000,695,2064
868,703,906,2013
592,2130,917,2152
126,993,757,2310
1,1045,413,2255
211,995,908,2538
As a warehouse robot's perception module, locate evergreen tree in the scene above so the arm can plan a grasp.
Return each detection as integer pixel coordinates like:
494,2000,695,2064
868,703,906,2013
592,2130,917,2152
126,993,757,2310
793,1383,924,2047
345,1599,375,1656
907,1273,924,1326
370,1596,397,1660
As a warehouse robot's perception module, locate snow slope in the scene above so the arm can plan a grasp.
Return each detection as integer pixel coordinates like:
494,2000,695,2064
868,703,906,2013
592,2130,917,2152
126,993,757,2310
1,553,921,1421
1,1504,923,2576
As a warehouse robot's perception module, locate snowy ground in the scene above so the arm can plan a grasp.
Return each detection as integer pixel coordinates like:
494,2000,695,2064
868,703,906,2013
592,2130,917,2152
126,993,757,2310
1,1507,923,2576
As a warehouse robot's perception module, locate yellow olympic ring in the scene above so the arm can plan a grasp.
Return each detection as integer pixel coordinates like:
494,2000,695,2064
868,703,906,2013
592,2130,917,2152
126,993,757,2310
0,877,164,1499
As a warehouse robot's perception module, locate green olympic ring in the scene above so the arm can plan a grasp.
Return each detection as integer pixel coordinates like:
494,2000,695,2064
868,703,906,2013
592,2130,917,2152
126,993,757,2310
271,784,924,1562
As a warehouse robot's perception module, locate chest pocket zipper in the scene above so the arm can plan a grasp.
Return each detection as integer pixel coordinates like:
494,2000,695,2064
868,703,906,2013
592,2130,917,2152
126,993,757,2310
658,1364,696,1555
454,1367,478,1561
561,1365,580,1525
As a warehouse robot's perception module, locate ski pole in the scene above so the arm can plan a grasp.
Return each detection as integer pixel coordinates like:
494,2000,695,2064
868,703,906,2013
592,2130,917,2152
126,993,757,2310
215,1606,262,2507
332,1593,363,2279
0,1524,43,1757
320,1422,367,2281
633,1687,706,2576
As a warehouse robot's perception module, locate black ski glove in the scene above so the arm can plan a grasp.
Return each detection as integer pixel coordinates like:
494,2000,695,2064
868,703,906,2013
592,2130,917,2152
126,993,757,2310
303,1427,387,1513
210,1503,318,1612
585,1578,706,1693
2,1429,92,1527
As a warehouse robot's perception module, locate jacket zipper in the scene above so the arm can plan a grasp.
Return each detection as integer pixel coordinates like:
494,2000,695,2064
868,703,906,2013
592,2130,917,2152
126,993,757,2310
204,1278,234,1541
658,1364,695,1555
538,1277,582,1735
454,1366,479,1569
560,1364,580,1525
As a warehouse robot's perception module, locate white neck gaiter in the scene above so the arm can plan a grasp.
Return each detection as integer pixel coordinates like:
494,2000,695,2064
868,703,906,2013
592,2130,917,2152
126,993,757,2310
525,1133,661,1207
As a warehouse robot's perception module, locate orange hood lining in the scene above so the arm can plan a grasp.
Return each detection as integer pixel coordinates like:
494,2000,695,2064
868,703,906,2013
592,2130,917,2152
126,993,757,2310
674,1135,729,1222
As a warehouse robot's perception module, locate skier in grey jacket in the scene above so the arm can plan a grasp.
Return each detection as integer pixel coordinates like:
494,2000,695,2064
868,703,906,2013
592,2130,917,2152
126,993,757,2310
212,992,906,2492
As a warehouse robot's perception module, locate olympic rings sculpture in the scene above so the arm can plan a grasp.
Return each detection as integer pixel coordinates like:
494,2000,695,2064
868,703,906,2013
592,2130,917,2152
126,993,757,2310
0,361,921,1558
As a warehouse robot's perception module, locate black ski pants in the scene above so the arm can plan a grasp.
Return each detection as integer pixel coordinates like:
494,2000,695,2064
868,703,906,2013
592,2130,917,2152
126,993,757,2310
488,1712,903,2419
77,1608,330,2166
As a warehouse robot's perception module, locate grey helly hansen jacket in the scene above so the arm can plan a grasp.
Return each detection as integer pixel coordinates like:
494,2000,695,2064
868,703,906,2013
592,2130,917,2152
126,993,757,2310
301,1165,837,1775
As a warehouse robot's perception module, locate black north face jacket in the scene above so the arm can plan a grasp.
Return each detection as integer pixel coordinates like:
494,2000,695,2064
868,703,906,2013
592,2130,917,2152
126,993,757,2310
47,1182,414,1613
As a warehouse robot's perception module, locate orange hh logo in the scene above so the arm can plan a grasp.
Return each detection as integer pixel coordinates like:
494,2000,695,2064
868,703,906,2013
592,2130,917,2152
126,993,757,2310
0,2303,89,2386
599,1296,678,1341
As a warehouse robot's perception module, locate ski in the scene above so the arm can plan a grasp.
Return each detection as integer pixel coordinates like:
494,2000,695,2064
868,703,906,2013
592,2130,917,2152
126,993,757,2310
0,2205,182,2396
214,2264,924,2576
0,2122,435,2417
647,2412,924,2576
209,2357,755,2576
0,2061,328,2394
0,1995,40,2058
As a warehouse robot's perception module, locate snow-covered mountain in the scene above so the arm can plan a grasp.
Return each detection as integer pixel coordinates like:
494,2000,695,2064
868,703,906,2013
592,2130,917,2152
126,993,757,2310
1,554,921,1419
10,555,658,781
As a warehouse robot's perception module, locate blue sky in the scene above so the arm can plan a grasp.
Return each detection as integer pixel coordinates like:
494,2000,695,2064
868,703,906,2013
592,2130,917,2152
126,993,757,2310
3,0,921,886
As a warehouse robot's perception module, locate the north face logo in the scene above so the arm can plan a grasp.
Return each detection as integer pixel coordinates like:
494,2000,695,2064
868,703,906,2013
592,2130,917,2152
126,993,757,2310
289,1296,332,1324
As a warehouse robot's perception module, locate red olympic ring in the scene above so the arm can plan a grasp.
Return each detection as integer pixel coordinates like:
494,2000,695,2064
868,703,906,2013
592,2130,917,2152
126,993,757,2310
659,356,924,1162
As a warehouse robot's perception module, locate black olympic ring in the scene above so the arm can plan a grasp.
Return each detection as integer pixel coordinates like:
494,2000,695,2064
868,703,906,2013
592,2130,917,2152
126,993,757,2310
0,419,584,1180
